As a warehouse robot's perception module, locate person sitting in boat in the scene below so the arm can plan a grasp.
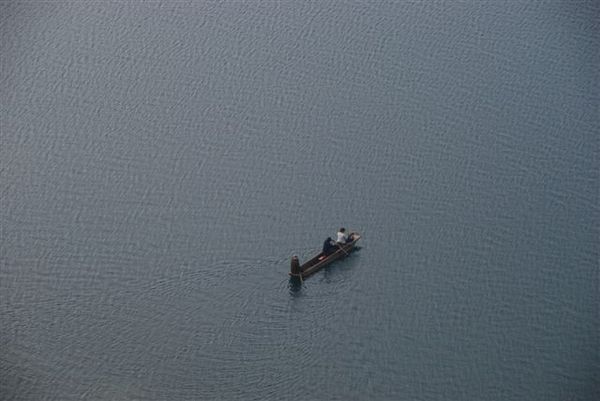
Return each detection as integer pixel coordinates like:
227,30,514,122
322,237,337,255
336,227,354,244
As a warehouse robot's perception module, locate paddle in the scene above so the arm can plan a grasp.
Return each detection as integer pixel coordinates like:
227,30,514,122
336,242,349,255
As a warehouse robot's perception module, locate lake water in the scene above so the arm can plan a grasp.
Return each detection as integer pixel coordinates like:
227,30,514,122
1,1,598,400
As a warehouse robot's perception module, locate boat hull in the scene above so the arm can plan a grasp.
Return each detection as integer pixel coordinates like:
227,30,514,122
289,234,361,279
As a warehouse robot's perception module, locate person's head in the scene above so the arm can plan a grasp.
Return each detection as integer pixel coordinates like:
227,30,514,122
339,227,346,233
326,237,332,241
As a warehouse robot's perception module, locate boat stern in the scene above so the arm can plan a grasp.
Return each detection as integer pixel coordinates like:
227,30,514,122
290,255,301,276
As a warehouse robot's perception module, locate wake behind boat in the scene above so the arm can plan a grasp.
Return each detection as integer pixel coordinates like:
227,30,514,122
289,232,361,280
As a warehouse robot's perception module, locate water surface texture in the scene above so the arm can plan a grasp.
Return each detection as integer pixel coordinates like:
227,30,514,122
1,2,598,400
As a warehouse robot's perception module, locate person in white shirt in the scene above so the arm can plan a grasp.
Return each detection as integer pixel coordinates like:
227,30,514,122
336,227,352,244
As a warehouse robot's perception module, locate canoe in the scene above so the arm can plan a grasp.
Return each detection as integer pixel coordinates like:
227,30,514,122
289,233,361,279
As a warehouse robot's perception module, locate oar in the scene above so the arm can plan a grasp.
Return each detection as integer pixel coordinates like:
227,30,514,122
336,242,349,255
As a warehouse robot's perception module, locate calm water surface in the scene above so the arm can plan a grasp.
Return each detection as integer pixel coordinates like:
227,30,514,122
1,1,598,400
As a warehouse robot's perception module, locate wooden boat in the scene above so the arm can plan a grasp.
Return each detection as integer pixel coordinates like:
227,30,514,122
289,233,361,279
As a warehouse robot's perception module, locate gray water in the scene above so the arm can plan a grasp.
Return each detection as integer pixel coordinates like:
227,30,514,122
1,1,598,400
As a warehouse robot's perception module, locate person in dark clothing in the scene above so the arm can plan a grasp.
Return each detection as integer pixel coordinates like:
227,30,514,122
322,237,338,255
